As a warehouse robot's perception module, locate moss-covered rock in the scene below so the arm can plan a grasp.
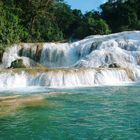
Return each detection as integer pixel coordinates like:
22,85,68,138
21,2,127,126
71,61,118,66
10,59,26,68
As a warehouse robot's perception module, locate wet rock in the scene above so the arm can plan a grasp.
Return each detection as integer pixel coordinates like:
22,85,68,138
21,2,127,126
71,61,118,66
10,59,26,68
99,65,108,68
108,63,120,68
0,49,4,63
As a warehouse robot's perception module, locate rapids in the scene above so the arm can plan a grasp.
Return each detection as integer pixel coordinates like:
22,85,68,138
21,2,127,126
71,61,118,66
1,31,140,88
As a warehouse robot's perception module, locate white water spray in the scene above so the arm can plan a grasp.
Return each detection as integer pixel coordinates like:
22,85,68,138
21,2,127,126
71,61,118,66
1,31,140,88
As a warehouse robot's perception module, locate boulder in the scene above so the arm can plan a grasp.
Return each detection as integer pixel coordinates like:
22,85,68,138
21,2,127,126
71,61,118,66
10,59,26,68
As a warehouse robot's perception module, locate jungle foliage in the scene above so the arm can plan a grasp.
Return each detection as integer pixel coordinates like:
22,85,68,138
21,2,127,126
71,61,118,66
0,0,140,50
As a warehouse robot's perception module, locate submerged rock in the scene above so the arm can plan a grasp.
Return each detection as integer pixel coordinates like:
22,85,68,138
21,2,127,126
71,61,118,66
0,95,44,116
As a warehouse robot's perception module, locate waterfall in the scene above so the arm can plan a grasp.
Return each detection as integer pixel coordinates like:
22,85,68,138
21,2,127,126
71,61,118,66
0,71,29,88
2,31,140,69
0,69,133,88
1,31,140,88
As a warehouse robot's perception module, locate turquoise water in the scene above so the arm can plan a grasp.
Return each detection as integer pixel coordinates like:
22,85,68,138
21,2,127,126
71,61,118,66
0,85,140,140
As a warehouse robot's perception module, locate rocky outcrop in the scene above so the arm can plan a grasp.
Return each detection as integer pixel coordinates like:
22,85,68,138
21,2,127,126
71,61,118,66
10,59,26,68
108,63,120,68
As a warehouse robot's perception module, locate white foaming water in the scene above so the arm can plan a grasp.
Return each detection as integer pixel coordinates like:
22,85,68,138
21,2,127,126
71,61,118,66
94,69,130,85
40,43,78,67
132,67,140,81
2,31,140,69
0,69,132,88
2,45,20,68
0,72,28,88
1,31,140,88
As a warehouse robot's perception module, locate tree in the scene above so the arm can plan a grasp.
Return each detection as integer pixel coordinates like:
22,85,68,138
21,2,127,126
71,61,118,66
85,11,110,35
0,3,27,49
101,0,140,32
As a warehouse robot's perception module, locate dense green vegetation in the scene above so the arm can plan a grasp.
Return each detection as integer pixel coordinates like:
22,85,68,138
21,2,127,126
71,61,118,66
101,0,140,32
10,59,26,68
0,0,140,51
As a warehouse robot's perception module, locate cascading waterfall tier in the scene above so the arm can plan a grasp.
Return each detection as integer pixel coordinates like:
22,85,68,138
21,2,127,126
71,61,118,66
0,68,135,88
1,31,140,88
2,31,140,69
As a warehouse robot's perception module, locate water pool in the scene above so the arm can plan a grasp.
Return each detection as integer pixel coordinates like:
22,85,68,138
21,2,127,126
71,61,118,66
0,85,140,140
